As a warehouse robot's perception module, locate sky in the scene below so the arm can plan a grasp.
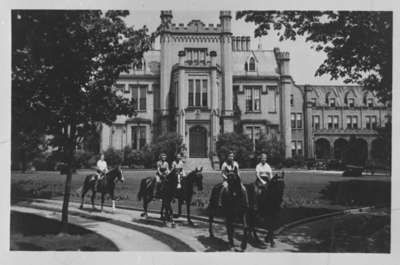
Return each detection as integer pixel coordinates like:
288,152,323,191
124,10,348,86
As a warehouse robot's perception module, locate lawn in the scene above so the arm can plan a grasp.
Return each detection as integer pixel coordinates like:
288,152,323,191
10,211,118,251
11,170,391,226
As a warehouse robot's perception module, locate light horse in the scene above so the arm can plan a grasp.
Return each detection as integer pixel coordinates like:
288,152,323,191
79,166,125,212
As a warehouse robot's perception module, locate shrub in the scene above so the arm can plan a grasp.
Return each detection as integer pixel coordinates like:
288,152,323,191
74,150,95,169
216,132,253,167
103,148,123,167
255,134,285,167
148,132,186,165
123,146,146,168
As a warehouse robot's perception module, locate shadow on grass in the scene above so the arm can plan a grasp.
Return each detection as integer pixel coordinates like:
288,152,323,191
319,180,391,207
10,211,118,251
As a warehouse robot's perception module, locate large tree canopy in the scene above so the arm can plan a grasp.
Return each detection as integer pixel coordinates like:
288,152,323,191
236,11,392,103
12,10,157,229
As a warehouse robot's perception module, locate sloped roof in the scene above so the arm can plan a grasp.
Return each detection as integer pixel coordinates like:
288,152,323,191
232,50,279,77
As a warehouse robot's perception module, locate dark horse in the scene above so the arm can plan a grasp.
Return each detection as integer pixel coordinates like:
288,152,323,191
208,172,249,251
79,167,125,212
137,168,180,226
170,167,203,225
245,172,285,248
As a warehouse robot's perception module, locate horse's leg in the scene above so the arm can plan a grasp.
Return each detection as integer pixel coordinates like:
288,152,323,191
91,189,97,210
79,184,89,209
208,206,215,238
110,189,115,213
100,193,105,212
175,198,182,219
141,196,149,218
186,197,194,226
240,213,249,251
226,217,235,250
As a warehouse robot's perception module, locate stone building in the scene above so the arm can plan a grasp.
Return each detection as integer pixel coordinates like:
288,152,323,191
100,10,391,169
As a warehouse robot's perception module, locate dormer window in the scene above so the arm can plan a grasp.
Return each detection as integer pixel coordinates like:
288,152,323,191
249,57,256,71
347,98,355,107
329,98,336,107
367,98,374,107
244,62,248,71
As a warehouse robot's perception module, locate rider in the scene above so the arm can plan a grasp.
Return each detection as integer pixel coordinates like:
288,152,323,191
253,153,273,210
96,153,108,181
218,151,248,208
153,153,170,197
94,153,108,191
171,153,185,189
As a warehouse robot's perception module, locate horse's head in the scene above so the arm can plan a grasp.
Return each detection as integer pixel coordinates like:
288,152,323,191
110,166,124,183
226,172,241,197
192,166,203,191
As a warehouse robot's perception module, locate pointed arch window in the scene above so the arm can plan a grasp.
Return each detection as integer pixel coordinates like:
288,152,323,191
249,57,256,71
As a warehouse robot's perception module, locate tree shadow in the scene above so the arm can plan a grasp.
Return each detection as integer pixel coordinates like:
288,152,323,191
319,180,391,207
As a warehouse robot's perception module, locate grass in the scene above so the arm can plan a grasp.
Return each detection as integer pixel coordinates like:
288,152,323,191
10,211,118,251
11,170,391,227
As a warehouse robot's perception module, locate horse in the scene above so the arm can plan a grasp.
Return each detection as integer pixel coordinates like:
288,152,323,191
245,172,285,248
137,168,180,225
170,167,203,225
79,166,125,212
208,172,249,251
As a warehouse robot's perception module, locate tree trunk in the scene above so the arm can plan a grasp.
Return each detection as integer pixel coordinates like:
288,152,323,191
60,131,76,233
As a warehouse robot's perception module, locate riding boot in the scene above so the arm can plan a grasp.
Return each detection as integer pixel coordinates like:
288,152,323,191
218,185,226,207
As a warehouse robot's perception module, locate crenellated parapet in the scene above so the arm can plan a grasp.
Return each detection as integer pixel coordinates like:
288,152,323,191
168,20,222,34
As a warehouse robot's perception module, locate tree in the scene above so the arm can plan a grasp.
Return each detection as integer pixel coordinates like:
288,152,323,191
236,11,392,103
216,132,253,167
255,134,285,166
12,10,157,231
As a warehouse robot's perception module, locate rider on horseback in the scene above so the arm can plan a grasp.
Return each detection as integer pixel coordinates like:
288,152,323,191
253,153,273,210
153,153,170,197
95,153,108,191
171,153,185,189
218,151,249,208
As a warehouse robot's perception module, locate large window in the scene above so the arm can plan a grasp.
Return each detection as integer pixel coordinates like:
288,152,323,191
131,126,146,150
312,115,320,130
328,115,339,129
291,141,303,157
129,84,147,111
246,126,261,150
185,48,207,64
245,86,261,112
347,115,358,129
291,113,302,128
188,79,208,107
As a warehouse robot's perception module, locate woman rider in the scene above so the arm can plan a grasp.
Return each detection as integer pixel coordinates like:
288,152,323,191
171,153,185,189
153,153,170,197
253,153,273,210
218,151,248,208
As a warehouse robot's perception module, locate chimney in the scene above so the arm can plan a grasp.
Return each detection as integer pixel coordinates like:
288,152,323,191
160,10,173,29
219,11,232,33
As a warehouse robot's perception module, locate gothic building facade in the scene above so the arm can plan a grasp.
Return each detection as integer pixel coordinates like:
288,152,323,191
100,10,390,168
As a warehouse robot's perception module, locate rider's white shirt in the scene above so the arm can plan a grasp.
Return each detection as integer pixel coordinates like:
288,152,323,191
256,162,272,179
97,160,108,172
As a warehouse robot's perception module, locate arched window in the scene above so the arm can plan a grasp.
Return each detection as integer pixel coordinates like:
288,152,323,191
244,62,248,71
249,57,256,71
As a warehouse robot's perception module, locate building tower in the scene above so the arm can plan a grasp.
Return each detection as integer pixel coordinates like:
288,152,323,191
275,48,293,158
159,10,173,131
219,11,234,132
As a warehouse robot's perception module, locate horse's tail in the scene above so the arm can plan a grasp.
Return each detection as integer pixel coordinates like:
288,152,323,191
137,178,148,201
